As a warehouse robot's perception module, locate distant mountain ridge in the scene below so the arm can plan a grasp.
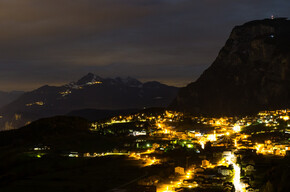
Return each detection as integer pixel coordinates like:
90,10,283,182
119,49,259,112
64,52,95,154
0,91,24,108
171,18,290,116
0,74,178,130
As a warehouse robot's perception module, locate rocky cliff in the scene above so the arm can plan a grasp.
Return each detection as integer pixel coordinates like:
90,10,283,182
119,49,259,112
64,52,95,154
171,18,290,116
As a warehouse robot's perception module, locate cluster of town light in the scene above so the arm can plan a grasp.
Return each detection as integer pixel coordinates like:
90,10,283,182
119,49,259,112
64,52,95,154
86,109,290,191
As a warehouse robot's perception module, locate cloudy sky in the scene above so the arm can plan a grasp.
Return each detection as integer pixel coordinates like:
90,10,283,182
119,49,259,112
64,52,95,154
0,0,289,91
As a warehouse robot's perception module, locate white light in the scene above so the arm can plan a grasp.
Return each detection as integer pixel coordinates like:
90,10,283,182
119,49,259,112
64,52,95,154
200,141,205,149
233,163,243,192
233,125,241,132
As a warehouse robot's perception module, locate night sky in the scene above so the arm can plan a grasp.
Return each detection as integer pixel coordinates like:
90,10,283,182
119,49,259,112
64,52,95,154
1,0,289,91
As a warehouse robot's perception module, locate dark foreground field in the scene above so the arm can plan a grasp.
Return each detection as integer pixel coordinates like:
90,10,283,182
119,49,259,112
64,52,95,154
0,155,145,192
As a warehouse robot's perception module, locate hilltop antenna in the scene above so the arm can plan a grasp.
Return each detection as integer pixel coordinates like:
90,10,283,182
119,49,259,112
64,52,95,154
271,15,274,20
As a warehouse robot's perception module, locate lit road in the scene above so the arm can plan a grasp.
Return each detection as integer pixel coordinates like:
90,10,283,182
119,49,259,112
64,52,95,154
129,149,161,167
233,163,243,192
225,153,244,192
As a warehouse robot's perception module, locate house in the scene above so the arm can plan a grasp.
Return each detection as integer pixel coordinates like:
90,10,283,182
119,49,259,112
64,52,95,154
245,164,255,173
182,179,198,188
194,167,205,173
213,175,227,180
217,166,232,176
202,159,210,167
175,166,185,175
194,167,205,177
222,151,232,157
32,144,50,151
133,130,147,136
220,169,232,176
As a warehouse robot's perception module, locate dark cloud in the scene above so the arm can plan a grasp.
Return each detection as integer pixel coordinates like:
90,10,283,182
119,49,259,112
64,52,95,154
0,0,289,91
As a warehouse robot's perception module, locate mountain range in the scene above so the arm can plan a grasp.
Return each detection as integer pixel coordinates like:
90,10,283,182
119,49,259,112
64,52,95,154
0,74,178,130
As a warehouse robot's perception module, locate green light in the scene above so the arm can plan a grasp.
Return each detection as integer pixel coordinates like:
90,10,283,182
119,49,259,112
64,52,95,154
37,154,41,158
146,144,150,147
186,144,194,149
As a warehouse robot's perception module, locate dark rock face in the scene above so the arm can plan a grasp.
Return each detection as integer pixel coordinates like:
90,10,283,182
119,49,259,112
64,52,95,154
0,74,178,130
171,18,290,116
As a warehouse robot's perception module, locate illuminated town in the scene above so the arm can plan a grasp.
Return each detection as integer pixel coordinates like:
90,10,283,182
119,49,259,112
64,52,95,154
25,109,290,192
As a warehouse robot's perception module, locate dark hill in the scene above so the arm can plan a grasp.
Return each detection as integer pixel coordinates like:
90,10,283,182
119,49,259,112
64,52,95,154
171,18,290,116
0,116,89,147
0,116,119,152
67,108,139,121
